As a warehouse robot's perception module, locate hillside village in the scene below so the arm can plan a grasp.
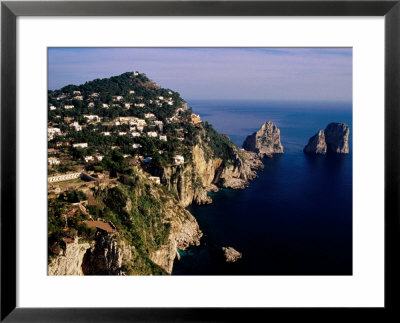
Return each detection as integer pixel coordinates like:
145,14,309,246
48,72,202,187
47,72,261,275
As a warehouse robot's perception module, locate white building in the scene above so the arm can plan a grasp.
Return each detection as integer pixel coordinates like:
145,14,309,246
49,105,57,110
159,135,167,142
174,155,184,165
83,156,94,163
48,157,60,165
153,120,163,131
73,143,88,148
129,127,136,132
124,103,131,108
88,102,95,108
64,105,74,110
70,122,82,131
74,96,83,101
113,95,124,101
73,90,81,95
137,119,146,127
48,128,61,141
90,92,99,97
158,96,164,100
131,132,141,137
133,72,139,76
134,103,145,108
129,90,135,94
102,103,109,108
147,132,158,138
127,118,146,127
48,172,81,183
132,143,142,149
83,115,100,123
56,94,67,101
95,154,104,161
114,121,121,126
102,132,111,136
145,113,155,119
118,132,127,136
136,126,144,132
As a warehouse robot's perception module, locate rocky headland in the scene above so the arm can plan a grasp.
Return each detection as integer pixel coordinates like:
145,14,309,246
242,121,284,158
46,73,286,276
304,122,349,154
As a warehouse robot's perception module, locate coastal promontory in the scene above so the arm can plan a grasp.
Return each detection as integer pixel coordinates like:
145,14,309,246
304,122,349,154
47,71,263,275
242,121,284,157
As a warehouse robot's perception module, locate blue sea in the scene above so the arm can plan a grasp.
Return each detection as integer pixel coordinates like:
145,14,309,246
172,100,352,275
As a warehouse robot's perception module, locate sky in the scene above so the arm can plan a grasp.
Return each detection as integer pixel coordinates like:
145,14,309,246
48,48,352,102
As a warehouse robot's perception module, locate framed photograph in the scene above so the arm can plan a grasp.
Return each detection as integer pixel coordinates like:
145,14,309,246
1,0,399,321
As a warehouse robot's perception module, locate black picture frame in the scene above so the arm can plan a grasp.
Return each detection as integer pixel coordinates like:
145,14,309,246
1,1,399,321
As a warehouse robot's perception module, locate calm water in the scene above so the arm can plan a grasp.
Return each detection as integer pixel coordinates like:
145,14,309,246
172,100,352,275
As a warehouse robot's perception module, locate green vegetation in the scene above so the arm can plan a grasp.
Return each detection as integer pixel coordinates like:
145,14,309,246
202,122,238,163
47,71,246,275
48,191,93,260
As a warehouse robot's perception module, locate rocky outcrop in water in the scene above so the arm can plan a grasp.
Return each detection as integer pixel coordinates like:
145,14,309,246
304,122,349,154
303,130,327,154
242,121,284,158
222,247,242,263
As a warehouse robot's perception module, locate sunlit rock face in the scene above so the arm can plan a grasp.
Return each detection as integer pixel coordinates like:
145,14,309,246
243,121,284,158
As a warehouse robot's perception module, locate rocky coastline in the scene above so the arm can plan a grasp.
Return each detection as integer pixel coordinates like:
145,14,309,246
48,114,348,276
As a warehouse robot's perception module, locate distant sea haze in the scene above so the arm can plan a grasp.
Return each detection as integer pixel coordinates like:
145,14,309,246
173,100,352,275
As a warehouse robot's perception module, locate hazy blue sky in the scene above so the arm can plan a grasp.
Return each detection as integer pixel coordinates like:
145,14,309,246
48,48,352,102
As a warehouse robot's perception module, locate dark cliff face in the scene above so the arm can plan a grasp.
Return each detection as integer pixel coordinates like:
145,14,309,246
82,230,131,275
304,122,349,154
242,121,284,158
324,122,349,153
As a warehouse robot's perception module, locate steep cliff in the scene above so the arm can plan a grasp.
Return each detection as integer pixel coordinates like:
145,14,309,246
304,122,349,154
150,204,202,274
157,132,263,207
81,230,133,275
48,167,203,275
48,238,90,276
242,121,284,157
324,122,350,153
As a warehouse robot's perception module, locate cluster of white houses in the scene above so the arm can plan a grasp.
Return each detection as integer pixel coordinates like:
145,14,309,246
48,127,61,141
48,79,194,183
52,81,177,112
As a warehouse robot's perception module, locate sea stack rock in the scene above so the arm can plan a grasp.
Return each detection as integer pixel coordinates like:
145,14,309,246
242,121,284,158
303,130,327,154
222,247,242,263
304,122,349,154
